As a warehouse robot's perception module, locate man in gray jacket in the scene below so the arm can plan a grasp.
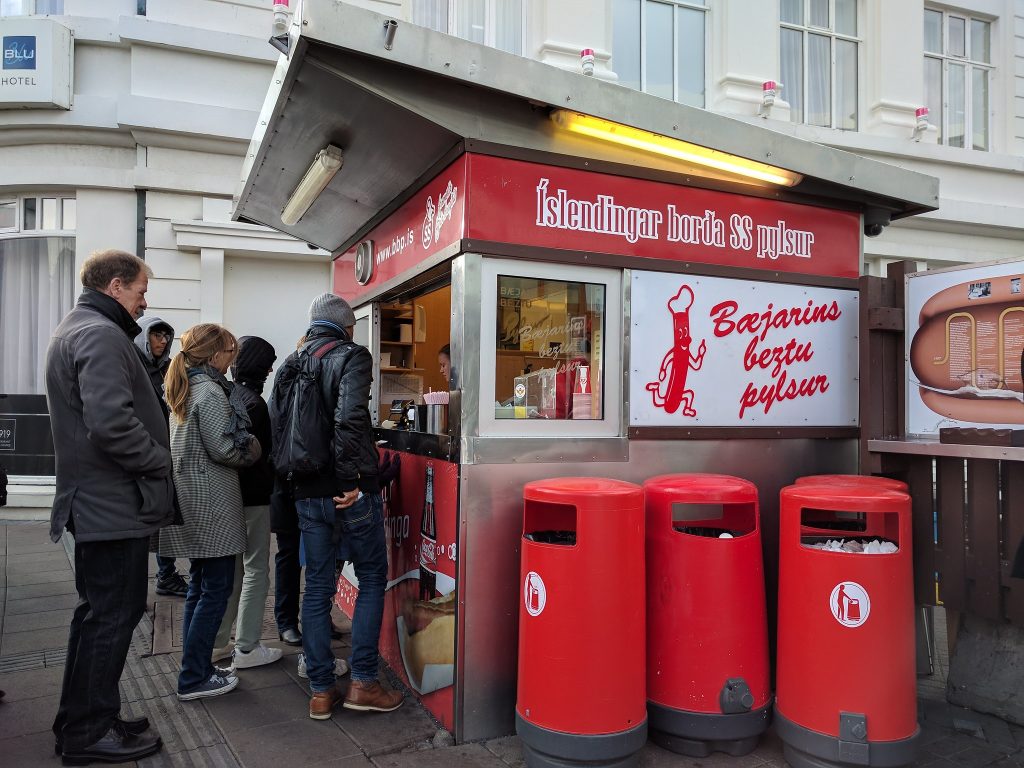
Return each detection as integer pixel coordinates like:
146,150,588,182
46,249,171,765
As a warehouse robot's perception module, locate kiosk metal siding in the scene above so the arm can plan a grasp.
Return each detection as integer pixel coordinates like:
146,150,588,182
457,437,857,743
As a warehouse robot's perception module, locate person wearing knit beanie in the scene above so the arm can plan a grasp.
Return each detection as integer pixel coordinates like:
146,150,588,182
308,293,356,332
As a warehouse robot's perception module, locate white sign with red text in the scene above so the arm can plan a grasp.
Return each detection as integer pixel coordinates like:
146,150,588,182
630,271,859,427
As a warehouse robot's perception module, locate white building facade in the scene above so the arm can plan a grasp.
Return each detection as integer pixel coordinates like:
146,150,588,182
1,0,1022,486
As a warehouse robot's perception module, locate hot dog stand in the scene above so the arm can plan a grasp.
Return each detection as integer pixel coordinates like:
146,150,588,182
234,1,939,743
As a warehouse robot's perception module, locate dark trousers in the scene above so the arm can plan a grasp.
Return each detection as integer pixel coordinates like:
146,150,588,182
274,528,301,633
155,554,177,580
178,555,235,693
52,536,150,750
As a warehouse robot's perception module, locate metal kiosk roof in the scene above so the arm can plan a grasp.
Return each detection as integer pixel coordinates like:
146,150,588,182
234,0,939,257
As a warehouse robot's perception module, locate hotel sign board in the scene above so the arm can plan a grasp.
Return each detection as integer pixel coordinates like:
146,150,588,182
1,18,72,110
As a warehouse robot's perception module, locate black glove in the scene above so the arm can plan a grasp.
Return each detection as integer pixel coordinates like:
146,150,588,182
378,451,401,487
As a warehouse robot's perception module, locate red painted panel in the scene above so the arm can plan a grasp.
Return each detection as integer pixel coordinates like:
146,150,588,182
333,156,468,303
465,154,860,279
336,450,458,730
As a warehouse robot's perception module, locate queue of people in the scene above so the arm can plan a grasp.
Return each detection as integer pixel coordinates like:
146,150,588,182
43,249,402,766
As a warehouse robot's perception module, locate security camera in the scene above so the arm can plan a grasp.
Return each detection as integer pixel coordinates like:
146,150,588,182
863,209,890,238
307,242,319,250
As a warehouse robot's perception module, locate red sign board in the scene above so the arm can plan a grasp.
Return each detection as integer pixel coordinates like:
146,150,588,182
333,156,467,303
335,450,458,730
332,153,861,300
464,154,860,279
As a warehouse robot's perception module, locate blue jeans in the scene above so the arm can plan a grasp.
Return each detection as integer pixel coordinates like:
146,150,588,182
297,493,387,692
178,555,236,694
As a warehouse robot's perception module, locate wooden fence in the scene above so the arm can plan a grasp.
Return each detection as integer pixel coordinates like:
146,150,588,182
860,263,1024,627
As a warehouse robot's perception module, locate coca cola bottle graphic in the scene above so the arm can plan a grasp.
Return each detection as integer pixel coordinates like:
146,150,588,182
418,463,437,600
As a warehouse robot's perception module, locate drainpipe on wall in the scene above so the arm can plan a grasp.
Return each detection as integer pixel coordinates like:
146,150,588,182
136,189,146,259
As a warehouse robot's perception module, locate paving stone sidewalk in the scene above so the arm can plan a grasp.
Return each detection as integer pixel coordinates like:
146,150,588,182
1,520,1023,767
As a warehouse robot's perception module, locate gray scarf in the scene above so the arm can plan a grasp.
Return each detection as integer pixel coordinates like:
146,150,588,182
187,365,253,451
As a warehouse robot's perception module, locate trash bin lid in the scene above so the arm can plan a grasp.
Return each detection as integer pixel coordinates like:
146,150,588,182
644,473,757,504
524,477,642,504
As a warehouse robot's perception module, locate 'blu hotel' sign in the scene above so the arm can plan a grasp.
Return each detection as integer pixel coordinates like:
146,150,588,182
3,36,37,70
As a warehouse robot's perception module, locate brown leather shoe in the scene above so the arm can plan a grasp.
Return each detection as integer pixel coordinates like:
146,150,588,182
309,686,343,720
343,680,403,712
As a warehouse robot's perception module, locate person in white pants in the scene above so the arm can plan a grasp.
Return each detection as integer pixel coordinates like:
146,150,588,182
214,336,283,669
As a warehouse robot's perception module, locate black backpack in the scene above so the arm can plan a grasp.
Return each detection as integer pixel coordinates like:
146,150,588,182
269,339,345,478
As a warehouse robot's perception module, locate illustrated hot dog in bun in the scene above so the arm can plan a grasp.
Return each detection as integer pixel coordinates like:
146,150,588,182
910,274,1024,424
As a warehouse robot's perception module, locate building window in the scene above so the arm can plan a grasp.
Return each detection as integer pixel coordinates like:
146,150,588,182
780,0,859,130
0,193,76,395
0,0,63,16
412,0,525,56
612,0,707,108
924,8,992,150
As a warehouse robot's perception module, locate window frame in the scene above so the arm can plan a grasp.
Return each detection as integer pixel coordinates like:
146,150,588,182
0,0,63,16
0,193,76,239
614,0,709,108
477,258,623,438
780,0,861,130
412,0,527,56
923,7,994,150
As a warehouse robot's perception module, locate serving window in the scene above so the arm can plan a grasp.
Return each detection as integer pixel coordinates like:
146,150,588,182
479,259,622,438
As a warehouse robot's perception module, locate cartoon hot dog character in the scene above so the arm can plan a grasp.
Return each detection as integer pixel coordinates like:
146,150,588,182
909,274,1024,424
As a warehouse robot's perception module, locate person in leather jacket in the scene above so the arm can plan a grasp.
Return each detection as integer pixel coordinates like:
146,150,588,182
271,293,401,720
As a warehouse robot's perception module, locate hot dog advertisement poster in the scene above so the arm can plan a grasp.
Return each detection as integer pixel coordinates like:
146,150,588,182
630,272,859,428
906,257,1024,437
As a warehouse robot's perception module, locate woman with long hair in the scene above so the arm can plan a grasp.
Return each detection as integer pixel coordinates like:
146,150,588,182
158,323,260,700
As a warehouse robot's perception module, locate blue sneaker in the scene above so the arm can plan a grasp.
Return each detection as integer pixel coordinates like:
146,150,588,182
177,672,238,701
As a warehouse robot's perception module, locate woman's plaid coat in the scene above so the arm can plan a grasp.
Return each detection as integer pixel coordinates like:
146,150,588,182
157,374,258,559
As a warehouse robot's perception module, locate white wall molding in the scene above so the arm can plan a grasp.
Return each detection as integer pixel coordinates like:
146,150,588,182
117,14,278,63
173,220,332,261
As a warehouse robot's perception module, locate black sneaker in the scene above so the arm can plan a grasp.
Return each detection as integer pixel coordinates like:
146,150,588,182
156,572,189,597
177,673,238,701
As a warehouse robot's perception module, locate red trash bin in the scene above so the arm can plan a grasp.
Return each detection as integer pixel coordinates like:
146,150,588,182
776,483,919,768
516,478,647,768
644,474,771,757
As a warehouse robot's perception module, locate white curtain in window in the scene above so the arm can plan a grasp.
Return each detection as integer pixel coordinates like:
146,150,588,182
0,237,75,395
455,0,486,45
493,0,523,55
645,0,673,100
835,39,857,130
612,0,641,91
781,28,803,123
676,5,705,107
971,67,988,151
924,56,942,142
948,63,966,148
806,33,830,127
412,0,448,33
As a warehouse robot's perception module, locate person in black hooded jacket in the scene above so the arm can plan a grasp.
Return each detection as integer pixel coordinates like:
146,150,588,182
212,336,284,669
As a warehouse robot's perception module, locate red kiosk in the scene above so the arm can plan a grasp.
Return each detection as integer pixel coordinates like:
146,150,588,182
234,2,938,744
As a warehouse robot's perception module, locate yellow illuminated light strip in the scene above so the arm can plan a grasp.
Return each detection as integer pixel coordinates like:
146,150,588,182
550,110,803,188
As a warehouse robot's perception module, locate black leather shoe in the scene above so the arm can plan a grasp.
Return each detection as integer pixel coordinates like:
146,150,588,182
279,627,302,645
55,716,152,756
61,727,162,765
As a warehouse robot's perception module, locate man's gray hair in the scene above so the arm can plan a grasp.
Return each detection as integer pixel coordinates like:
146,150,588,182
80,249,153,291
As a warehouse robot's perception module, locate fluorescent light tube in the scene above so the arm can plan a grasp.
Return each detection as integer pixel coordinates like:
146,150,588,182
550,110,803,187
281,145,344,226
